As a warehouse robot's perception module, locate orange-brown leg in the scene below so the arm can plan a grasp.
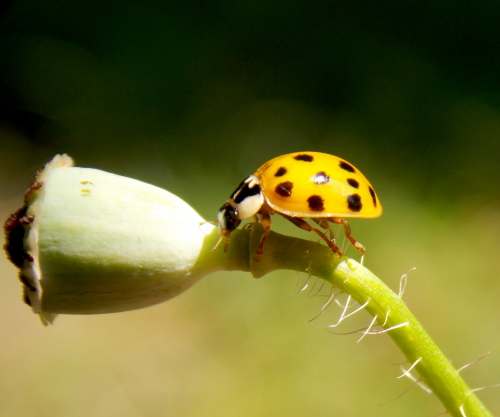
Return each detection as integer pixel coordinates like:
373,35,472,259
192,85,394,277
255,210,272,262
242,215,259,230
283,215,344,257
328,217,365,255
312,218,336,241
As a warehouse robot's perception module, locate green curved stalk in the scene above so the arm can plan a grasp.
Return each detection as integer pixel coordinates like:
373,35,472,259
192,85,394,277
193,225,492,417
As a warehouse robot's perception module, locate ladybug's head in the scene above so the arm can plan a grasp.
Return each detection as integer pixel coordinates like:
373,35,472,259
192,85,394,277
217,202,241,236
212,202,241,253
218,175,264,236
213,175,264,253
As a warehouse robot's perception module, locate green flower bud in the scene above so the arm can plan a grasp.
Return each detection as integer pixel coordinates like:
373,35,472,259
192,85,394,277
4,155,214,325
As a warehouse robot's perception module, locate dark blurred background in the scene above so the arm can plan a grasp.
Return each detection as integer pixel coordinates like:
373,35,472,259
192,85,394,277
1,1,499,416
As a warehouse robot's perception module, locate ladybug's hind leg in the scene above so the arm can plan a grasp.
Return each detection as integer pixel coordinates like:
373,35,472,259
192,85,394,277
328,218,366,255
311,218,337,242
282,215,343,258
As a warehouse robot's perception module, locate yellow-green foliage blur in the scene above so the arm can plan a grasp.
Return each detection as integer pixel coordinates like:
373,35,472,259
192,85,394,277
1,1,499,416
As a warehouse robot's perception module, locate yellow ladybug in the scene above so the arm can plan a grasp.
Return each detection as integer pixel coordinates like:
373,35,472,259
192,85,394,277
214,152,382,261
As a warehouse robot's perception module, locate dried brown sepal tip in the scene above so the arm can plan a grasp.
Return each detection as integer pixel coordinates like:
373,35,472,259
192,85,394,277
3,154,73,325
5,209,38,298
4,197,39,309
3,158,52,268
4,154,214,326
4,206,30,269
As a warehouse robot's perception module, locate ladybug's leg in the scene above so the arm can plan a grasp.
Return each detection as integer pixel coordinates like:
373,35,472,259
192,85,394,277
311,218,336,241
328,218,365,255
255,210,271,262
242,215,259,230
283,215,343,257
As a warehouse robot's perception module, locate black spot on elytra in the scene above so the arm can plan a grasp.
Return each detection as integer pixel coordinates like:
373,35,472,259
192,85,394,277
313,171,330,185
347,194,362,212
294,154,314,162
275,167,287,177
339,161,355,173
275,181,293,197
369,186,377,207
347,178,359,188
307,195,325,212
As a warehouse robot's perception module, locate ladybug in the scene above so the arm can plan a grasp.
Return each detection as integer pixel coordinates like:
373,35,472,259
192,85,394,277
214,152,382,261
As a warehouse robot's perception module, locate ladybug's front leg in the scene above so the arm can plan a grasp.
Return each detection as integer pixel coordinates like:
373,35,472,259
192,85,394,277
328,218,366,255
255,210,271,262
242,215,259,230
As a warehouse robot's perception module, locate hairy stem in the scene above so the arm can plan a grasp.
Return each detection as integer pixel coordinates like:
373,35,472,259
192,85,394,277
194,225,492,417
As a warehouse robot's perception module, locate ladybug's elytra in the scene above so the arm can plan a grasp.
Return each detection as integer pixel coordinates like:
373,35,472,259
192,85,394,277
214,152,382,261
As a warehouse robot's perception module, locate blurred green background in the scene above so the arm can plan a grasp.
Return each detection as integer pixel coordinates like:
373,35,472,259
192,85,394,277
1,1,499,416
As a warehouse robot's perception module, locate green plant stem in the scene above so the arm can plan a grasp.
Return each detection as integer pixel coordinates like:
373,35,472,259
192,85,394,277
193,225,492,417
